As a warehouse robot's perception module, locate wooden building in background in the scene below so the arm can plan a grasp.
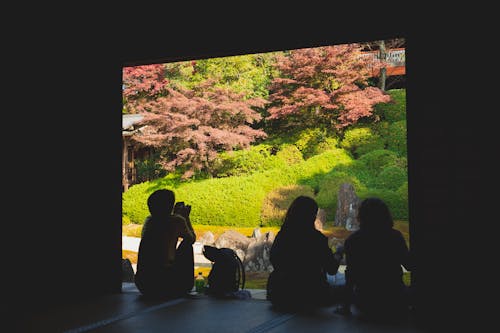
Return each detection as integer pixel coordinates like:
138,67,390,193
122,114,144,191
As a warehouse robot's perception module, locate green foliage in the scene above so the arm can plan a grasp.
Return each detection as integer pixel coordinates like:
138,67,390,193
122,183,158,225
386,120,407,156
397,181,409,204
260,185,316,227
294,128,339,159
373,120,391,138
374,89,406,122
210,143,304,178
275,144,304,165
165,53,278,100
123,148,354,226
358,188,408,220
135,152,167,183
122,215,132,225
123,146,409,226
372,166,407,191
357,149,401,175
340,127,385,158
122,86,410,226
211,145,285,177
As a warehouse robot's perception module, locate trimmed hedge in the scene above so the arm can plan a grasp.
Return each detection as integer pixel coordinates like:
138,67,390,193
260,185,316,227
123,148,354,226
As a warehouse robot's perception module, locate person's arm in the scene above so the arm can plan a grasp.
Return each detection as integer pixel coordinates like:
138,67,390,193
181,216,196,244
323,239,341,275
173,203,196,244
184,215,196,240
172,215,196,244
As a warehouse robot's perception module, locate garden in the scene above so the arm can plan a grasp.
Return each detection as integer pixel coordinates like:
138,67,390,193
121,39,409,288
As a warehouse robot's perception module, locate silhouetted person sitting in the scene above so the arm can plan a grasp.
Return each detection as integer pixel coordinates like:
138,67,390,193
266,196,343,311
134,189,196,299
338,197,414,321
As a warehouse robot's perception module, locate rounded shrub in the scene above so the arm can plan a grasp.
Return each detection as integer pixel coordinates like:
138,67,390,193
340,127,385,158
293,128,339,159
314,137,340,155
375,88,406,122
275,144,304,165
386,120,407,156
358,188,408,220
358,149,400,175
372,165,407,191
397,181,409,203
211,145,286,177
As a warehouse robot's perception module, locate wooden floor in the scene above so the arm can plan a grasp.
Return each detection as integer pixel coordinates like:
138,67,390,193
17,283,433,333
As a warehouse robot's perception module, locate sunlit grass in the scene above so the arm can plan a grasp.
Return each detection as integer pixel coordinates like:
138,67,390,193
122,223,281,240
122,249,138,264
123,224,143,238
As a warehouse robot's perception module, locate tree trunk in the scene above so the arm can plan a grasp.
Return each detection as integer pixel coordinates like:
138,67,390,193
122,137,129,191
378,40,387,91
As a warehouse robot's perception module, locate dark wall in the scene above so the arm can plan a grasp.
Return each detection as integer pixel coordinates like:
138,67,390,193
6,11,487,329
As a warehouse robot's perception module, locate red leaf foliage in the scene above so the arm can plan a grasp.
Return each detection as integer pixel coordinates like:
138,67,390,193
123,64,168,99
267,44,391,129
123,72,266,179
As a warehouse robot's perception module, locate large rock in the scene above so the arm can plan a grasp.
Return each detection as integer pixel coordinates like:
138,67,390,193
198,231,215,246
334,183,361,231
315,208,327,231
243,229,275,272
214,229,252,261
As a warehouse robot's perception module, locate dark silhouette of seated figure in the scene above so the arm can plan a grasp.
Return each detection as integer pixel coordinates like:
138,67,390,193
134,189,196,299
266,196,343,311
340,197,414,321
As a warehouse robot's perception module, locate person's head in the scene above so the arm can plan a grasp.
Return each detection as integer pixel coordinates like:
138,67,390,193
357,197,393,231
147,189,175,218
281,195,318,232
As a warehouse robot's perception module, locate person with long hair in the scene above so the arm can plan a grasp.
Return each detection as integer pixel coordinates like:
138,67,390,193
266,195,343,311
338,197,414,321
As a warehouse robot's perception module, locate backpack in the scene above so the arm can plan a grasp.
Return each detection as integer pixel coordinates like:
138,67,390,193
202,245,246,296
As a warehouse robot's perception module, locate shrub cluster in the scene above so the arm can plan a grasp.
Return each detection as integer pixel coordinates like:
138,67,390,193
123,89,409,227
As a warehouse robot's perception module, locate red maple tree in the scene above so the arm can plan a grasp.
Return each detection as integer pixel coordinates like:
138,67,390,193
267,44,391,131
123,65,266,179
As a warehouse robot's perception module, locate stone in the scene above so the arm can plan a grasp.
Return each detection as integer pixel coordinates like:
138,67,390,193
251,228,262,240
198,231,215,246
315,208,326,231
243,237,273,272
334,183,361,230
214,229,252,252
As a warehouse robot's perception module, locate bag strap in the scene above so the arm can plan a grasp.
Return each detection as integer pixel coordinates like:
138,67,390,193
233,251,245,290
